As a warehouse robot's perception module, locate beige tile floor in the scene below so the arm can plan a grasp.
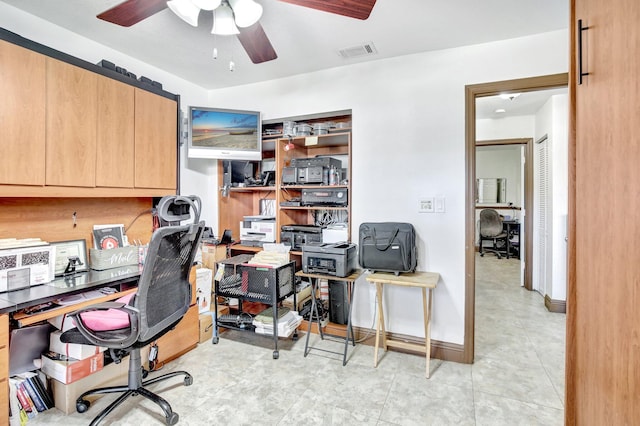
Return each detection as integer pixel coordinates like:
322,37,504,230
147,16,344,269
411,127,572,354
30,255,565,425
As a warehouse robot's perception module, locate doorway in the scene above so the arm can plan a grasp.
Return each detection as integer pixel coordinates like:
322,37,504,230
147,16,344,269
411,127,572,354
463,73,569,363
475,139,531,288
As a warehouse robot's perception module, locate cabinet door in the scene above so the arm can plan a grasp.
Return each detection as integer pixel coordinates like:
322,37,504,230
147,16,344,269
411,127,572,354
569,0,640,424
46,58,97,187
134,89,177,190
96,77,135,188
0,41,45,185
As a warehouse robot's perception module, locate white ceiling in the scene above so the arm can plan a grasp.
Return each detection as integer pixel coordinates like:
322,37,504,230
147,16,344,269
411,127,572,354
476,87,569,120
1,0,568,90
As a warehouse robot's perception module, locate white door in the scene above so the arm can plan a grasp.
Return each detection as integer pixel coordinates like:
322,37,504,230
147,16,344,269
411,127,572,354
534,136,550,295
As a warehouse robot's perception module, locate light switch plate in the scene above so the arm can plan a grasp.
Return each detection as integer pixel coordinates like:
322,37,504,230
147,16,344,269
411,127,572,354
435,197,445,213
419,198,435,213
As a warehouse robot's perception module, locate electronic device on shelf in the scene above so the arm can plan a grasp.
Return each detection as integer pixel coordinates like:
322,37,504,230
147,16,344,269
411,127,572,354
280,199,301,207
301,188,348,206
282,157,344,185
281,224,323,250
302,242,357,277
217,313,254,329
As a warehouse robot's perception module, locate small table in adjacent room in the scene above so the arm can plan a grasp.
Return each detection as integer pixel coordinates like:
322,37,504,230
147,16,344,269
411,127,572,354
295,269,363,366
365,271,439,378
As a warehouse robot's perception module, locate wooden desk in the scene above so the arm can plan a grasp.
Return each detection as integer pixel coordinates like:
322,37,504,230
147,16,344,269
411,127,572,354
365,271,439,378
296,269,363,366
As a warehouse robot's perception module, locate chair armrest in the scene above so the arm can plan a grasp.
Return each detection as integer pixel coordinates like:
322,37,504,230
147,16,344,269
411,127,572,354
67,302,141,348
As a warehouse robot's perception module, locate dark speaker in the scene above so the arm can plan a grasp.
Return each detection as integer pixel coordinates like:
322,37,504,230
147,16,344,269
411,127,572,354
329,280,349,325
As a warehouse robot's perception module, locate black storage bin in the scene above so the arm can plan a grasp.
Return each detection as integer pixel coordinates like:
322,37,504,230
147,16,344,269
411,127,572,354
217,261,295,304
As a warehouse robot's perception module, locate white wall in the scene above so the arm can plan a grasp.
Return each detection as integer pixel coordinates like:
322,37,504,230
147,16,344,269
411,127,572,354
1,2,568,345
477,116,535,141
202,30,569,345
476,145,523,206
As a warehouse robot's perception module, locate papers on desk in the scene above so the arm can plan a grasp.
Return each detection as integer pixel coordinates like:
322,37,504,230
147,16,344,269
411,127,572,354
245,243,290,267
253,307,302,338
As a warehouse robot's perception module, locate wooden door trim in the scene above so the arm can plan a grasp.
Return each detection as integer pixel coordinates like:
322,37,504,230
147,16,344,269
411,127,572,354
464,73,569,364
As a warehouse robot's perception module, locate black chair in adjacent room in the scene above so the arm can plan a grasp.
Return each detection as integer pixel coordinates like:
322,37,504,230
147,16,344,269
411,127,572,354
478,208,509,259
61,195,205,426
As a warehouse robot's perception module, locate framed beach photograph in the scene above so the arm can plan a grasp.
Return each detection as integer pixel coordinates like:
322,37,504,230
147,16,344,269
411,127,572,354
50,239,88,276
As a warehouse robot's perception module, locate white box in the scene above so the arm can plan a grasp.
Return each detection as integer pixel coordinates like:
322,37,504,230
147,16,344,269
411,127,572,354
47,313,76,332
195,268,213,313
50,330,105,360
0,245,54,292
322,227,348,244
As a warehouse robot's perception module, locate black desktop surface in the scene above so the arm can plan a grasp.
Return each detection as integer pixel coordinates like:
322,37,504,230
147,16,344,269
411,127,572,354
0,265,141,314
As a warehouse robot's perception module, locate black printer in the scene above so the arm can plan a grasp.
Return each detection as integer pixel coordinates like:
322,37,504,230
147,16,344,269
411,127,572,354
302,242,357,277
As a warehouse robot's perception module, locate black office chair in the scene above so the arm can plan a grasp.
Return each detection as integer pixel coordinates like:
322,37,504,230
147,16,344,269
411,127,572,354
478,208,509,259
61,195,205,425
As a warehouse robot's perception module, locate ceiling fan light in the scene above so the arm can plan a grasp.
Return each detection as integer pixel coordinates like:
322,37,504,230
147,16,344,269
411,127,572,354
229,0,263,28
211,3,240,35
167,0,200,26
191,0,221,10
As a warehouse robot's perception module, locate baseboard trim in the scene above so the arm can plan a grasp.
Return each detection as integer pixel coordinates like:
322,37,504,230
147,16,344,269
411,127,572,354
544,294,567,313
354,326,466,363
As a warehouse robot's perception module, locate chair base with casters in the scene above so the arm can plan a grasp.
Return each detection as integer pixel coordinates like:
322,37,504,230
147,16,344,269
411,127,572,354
74,348,191,426
479,236,510,259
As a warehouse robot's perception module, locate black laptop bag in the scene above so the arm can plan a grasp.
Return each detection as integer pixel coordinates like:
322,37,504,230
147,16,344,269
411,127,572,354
358,222,417,275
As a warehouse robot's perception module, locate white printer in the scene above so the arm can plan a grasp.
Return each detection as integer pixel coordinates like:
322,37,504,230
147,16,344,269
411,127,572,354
239,215,276,247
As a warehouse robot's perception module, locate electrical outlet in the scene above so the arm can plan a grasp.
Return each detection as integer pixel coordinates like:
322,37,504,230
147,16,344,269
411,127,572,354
419,198,435,213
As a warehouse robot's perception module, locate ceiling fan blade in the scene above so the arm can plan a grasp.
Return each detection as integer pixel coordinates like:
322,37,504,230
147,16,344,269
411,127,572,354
278,0,376,20
237,22,278,64
97,0,168,27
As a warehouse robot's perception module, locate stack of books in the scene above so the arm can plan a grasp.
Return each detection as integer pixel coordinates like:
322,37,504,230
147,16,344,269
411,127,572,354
9,372,54,424
252,307,303,338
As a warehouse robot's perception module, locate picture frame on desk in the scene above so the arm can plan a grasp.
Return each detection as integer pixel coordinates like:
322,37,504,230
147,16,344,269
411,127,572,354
50,239,88,276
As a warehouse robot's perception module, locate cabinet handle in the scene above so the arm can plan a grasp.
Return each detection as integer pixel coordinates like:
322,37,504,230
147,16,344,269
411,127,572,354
578,19,590,85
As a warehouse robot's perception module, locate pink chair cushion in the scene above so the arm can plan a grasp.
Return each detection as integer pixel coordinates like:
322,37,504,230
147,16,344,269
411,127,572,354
78,293,134,331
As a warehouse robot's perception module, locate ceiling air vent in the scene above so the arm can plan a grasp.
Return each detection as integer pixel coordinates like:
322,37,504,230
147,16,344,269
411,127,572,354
338,42,378,59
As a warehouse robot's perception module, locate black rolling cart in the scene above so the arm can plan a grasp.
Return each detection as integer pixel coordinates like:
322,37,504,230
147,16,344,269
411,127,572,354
212,255,297,359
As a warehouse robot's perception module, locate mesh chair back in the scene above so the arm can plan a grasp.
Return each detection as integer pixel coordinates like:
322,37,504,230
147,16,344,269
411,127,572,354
135,221,204,343
479,209,503,237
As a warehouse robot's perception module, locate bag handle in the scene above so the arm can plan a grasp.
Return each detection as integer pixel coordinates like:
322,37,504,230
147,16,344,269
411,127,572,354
372,227,399,251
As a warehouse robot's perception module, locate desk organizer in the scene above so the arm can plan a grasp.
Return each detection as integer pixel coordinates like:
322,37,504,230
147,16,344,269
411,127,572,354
90,246,139,271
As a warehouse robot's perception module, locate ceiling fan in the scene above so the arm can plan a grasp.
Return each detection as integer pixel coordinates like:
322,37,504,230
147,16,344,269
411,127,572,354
96,0,377,64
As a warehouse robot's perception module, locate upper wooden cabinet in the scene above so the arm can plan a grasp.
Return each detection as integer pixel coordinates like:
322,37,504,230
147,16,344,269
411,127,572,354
96,77,135,188
134,89,177,190
0,40,46,186
0,36,179,197
45,57,98,187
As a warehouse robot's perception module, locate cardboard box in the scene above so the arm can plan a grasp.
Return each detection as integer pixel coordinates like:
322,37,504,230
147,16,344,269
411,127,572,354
199,313,213,343
199,304,230,343
50,330,105,360
195,268,213,313
41,352,104,384
51,348,148,414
